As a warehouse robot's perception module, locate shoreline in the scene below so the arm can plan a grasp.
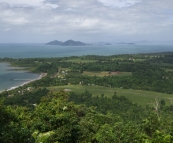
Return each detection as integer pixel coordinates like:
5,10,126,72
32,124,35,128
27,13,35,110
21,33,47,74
0,62,47,93
0,73,47,93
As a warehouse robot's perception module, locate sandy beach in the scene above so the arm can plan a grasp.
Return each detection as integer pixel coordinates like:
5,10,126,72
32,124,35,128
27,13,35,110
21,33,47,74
4,73,47,92
0,62,47,93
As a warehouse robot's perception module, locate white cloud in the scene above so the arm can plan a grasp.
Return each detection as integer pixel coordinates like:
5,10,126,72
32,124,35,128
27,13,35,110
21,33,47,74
0,0,59,9
0,0,173,42
0,3,30,26
0,0,42,6
98,0,141,8
3,17,29,25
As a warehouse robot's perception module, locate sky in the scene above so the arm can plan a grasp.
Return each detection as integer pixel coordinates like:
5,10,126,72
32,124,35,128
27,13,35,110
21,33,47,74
0,0,173,43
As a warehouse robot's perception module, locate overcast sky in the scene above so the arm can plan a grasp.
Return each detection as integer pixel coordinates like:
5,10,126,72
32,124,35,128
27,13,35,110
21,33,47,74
0,0,173,43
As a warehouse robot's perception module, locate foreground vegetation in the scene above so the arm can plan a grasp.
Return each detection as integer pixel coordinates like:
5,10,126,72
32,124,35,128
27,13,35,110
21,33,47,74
1,52,173,142
1,90,173,142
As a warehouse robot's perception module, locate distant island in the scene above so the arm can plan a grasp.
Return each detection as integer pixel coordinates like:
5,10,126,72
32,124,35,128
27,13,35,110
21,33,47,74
46,40,63,45
46,40,87,46
117,42,135,45
105,43,111,45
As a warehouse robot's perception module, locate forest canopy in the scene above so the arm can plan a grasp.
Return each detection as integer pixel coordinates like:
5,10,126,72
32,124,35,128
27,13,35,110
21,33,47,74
1,52,173,142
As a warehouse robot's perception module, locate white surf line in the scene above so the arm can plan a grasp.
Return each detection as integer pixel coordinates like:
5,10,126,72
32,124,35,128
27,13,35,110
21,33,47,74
4,73,45,92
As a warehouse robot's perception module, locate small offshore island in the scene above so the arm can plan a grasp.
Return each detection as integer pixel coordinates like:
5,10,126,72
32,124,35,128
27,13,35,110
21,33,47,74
1,51,173,142
46,39,88,46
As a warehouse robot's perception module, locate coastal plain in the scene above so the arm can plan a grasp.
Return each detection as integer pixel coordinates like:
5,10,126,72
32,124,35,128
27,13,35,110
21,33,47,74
1,44,173,107
1,47,173,142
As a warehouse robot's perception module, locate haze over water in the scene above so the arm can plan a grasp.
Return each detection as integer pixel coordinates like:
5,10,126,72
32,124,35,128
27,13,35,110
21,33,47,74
0,43,173,58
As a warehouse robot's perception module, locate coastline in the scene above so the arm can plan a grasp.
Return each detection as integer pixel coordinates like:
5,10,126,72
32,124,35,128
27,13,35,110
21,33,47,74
0,73,47,93
0,62,47,93
6,73,47,92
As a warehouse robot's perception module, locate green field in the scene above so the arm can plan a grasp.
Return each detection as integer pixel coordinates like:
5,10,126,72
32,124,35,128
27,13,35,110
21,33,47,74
134,59,148,62
164,68,173,72
82,71,109,76
82,71,132,77
152,62,173,67
49,85,173,106
62,58,98,63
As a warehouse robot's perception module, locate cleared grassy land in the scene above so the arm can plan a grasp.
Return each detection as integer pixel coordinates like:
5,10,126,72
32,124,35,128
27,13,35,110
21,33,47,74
62,58,98,63
49,85,173,106
112,72,132,77
82,71,109,76
134,59,148,62
164,68,173,72
112,58,148,62
152,63,173,67
82,71,132,77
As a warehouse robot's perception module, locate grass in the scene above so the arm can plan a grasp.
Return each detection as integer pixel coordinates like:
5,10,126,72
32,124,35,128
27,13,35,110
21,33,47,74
62,58,98,63
111,72,132,77
59,68,71,71
48,85,173,106
82,71,109,76
134,59,148,62
152,63,173,67
112,58,148,62
164,68,173,72
82,71,132,77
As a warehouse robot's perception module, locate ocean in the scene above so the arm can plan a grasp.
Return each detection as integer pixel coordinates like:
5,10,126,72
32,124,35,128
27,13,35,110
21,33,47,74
0,43,173,58
0,63,40,92
0,43,173,92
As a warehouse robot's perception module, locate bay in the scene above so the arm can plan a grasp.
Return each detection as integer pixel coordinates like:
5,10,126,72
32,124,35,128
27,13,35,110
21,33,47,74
0,63,40,92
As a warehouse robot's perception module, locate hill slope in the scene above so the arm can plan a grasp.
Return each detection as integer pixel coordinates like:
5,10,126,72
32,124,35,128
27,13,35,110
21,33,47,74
45,40,63,45
62,40,87,46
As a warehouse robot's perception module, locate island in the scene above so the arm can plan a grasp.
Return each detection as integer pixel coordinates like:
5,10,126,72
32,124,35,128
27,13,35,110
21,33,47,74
117,42,135,45
45,40,63,45
105,43,111,45
46,39,87,46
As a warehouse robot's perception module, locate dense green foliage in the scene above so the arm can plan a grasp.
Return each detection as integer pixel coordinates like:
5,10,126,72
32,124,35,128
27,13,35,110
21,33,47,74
1,52,173,142
1,52,173,93
69,91,147,122
1,91,173,143
4,88,49,107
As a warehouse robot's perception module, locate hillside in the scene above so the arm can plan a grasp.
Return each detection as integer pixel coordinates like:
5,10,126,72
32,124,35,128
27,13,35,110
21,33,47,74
45,40,63,45
61,40,87,46
1,52,173,142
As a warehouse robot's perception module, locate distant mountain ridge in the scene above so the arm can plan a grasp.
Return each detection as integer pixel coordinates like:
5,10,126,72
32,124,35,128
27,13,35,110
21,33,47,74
46,40,87,46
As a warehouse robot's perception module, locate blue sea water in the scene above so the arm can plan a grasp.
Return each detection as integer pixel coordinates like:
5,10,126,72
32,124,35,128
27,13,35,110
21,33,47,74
0,43,173,58
0,43,173,92
0,63,39,92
